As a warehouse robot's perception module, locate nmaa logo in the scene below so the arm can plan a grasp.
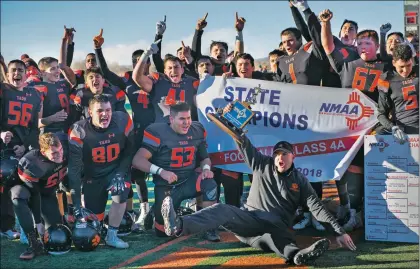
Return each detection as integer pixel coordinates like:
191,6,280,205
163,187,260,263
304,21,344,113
369,137,389,152
319,92,374,130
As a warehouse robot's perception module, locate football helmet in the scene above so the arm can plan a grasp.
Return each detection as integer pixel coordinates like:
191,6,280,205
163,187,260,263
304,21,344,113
43,224,72,255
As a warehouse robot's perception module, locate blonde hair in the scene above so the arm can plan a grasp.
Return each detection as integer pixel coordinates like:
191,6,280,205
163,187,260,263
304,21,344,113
39,133,61,152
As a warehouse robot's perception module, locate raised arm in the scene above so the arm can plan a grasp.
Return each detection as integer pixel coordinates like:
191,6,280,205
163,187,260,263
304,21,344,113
319,9,335,55
93,28,127,90
234,12,246,55
289,1,312,42
132,40,161,92
152,16,166,73
379,23,392,60
192,13,208,58
60,26,77,88
66,28,75,67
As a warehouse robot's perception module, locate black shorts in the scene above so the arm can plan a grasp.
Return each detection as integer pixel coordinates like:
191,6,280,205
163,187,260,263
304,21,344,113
83,175,130,216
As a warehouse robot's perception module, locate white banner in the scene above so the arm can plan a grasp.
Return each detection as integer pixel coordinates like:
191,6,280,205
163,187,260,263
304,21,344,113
364,135,419,243
196,76,379,182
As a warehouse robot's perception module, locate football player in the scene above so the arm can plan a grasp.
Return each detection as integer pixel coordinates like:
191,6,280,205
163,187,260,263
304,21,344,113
94,29,153,229
11,133,67,260
132,102,219,241
132,41,199,123
378,43,419,142
68,94,135,248
68,67,127,125
320,9,390,231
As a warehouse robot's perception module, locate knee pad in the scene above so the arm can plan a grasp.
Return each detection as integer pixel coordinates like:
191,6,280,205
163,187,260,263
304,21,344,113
111,187,130,204
201,179,217,202
10,185,31,201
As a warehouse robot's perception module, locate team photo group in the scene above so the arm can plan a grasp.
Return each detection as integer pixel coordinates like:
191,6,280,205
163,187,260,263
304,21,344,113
0,0,419,267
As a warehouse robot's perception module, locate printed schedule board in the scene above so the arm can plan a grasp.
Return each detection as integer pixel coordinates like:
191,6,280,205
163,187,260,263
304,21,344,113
364,135,419,243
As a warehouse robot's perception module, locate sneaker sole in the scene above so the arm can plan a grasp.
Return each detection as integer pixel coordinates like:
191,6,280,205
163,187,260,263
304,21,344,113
294,239,330,265
161,197,174,236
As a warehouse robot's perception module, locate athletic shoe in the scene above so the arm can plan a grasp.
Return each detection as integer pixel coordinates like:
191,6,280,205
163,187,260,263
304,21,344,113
161,196,181,237
293,238,330,265
1,229,20,240
311,216,326,231
105,232,129,249
293,212,311,230
203,229,220,242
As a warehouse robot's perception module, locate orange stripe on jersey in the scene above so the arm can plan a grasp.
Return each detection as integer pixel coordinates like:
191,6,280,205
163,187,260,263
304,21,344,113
116,90,125,100
196,174,202,192
154,221,165,232
124,116,133,136
124,72,130,80
33,85,47,95
339,48,349,59
18,168,39,182
193,80,200,90
303,41,313,52
377,79,390,92
151,72,160,81
221,169,239,179
68,128,83,145
144,131,161,145
289,63,297,84
203,130,207,138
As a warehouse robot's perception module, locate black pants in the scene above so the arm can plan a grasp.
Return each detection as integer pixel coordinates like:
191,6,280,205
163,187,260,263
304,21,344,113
181,203,300,262
131,125,149,203
154,171,217,236
10,185,61,234
214,168,244,208
0,185,15,232
83,176,130,220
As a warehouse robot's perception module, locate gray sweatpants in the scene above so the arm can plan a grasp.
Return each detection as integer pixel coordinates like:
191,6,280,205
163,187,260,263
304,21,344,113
180,203,300,262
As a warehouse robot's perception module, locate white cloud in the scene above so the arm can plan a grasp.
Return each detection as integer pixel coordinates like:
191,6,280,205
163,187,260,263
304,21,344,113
71,27,278,66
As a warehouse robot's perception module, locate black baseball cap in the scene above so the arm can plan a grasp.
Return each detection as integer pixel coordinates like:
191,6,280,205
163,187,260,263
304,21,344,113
273,141,294,155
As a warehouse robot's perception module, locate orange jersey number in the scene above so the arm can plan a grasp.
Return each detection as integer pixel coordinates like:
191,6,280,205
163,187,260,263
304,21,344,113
92,143,120,163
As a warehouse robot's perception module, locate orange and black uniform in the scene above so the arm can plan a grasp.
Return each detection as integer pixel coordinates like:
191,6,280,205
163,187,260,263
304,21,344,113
142,122,216,236
11,149,67,234
68,111,135,220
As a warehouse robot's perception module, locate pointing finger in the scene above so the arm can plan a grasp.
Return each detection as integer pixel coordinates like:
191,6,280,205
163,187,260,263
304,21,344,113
203,12,208,21
181,41,185,48
99,28,103,37
235,12,239,21
164,15,166,23
229,65,232,73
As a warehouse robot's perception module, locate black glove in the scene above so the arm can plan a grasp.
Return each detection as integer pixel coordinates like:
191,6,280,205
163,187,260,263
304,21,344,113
107,173,126,195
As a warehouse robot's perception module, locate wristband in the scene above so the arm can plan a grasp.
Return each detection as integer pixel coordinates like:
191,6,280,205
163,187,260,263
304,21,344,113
157,167,163,175
202,164,211,171
150,164,161,175
235,31,243,42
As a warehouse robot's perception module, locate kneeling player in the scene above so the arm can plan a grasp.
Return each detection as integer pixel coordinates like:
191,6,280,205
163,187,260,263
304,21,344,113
132,102,219,241
11,133,67,260
68,94,135,249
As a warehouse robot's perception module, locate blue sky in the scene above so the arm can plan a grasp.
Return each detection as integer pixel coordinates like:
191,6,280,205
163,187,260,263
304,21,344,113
1,1,404,66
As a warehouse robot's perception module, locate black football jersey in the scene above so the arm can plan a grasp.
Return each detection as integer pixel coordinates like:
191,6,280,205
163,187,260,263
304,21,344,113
148,73,198,123
68,111,133,180
142,122,208,186
18,149,67,195
377,70,419,131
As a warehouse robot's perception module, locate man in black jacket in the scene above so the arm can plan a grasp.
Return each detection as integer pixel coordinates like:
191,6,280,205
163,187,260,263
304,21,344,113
160,106,356,266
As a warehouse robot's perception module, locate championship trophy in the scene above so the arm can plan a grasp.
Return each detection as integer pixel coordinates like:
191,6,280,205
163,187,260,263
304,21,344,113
207,85,262,143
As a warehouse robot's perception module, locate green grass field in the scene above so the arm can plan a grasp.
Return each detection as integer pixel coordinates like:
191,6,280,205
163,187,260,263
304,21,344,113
1,179,418,269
